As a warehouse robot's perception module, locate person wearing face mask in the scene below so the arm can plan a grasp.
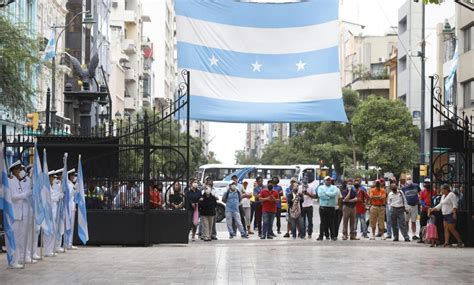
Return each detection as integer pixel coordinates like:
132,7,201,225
44,171,59,257
287,183,304,239
169,182,185,210
185,179,202,241
387,184,410,242
418,178,433,243
369,180,386,240
401,175,421,240
222,181,248,239
52,169,65,253
253,176,264,237
198,186,218,241
355,183,369,238
258,182,279,239
341,180,358,240
198,177,218,240
231,175,247,237
8,160,34,266
317,176,338,241
64,169,78,250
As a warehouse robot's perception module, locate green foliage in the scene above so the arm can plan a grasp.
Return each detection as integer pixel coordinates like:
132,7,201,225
351,96,419,175
234,149,259,165
0,13,40,114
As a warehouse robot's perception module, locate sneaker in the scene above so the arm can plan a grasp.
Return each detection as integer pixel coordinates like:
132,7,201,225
325,236,331,240
260,236,266,240
67,246,78,250
342,235,348,240
277,231,282,234
316,236,323,241
369,236,375,240
283,233,290,238
229,235,234,239
270,233,277,237
56,247,65,253
393,238,399,242
211,236,218,240
8,263,23,269
362,234,369,239
241,235,249,239
300,236,306,240
385,235,392,240
405,237,410,242
32,254,41,260
308,235,312,239
44,253,55,257
331,237,337,241
412,235,419,240
191,237,196,241
457,242,465,248
267,236,273,239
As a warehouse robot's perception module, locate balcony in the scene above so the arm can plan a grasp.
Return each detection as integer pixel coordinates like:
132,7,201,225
124,10,137,24
125,68,137,82
124,97,136,112
122,39,137,54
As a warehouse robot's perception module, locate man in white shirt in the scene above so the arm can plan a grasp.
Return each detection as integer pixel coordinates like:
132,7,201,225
387,184,410,242
8,160,34,266
300,178,316,238
65,169,78,250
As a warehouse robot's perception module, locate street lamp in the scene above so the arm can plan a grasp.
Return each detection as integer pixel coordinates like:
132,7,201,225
45,10,96,134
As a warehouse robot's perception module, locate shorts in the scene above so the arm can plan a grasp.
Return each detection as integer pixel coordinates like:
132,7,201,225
405,205,418,222
443,213,456,224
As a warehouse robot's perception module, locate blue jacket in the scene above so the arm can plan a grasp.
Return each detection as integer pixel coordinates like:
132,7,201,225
318,184,338,207
223,190,240,212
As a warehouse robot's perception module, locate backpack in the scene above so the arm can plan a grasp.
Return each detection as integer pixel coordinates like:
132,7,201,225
290,194,301,219
222,190,241,203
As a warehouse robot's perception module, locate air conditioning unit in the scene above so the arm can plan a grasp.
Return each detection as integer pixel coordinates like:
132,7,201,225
112,1,118,8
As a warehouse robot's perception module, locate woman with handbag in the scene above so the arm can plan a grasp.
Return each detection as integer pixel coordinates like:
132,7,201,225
387,184,410,242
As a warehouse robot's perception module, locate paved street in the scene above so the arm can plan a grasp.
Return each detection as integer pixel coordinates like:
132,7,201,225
1,237,473,285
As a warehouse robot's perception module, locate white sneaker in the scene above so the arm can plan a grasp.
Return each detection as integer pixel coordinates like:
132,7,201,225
44,253,55,257
66,245,78,250
32,254,41,260
56,247,65,253
24,257,37,264
8,263,23,269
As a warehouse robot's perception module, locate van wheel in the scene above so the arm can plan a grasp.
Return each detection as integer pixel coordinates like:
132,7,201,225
216,205,225,223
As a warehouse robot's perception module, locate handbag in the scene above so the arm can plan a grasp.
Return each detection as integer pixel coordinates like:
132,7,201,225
192,206,199,226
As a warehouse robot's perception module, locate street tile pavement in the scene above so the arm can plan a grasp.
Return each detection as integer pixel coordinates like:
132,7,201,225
1,237,473,285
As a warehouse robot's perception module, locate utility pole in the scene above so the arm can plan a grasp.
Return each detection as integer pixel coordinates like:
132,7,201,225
420,1,426,165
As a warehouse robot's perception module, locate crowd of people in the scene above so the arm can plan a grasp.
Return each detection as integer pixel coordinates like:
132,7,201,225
1,160,80,269
167,174,465,247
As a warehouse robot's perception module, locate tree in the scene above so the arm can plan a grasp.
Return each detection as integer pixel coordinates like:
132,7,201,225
351,96,419,176
207,151,221,164
234,149,259,165
0,14,40,114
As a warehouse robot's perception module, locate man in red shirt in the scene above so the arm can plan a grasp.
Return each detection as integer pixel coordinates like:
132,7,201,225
259,183,279,239
418,178,432,243
355,183,369,238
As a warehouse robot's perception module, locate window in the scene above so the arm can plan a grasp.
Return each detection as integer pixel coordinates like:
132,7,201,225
399,56,407,72
399,17,407,34
464,26,472,52
463,80,474,108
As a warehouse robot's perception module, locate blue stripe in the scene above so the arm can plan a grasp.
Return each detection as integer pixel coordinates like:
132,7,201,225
179,96,348,123
178,42,339,79
175,0,338,28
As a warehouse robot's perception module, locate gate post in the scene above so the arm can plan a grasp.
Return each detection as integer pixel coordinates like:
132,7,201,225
143,111,151,246
464,116,473,246
186,70,191,182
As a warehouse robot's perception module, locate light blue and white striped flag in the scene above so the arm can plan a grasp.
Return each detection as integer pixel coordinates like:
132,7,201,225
0,142,16,266
42,30,56,61
62,154,71,233
175,0,347,123
76,155,88,244
32,142,45,226
444,45,458,106
41,149,54,236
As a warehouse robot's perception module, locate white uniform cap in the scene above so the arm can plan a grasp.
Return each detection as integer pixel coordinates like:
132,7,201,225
9,160,23,171
48,170,57,176
67,168,76,175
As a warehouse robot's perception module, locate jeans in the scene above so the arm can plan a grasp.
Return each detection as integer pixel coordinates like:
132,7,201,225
386,206,392,237
390,207,409,240
289,215,304,238
276,208,281,232
262,212,276,238
233,206,247,235
319,206,336,239
302,206,313,236
226,211,246,237
355,213,368,236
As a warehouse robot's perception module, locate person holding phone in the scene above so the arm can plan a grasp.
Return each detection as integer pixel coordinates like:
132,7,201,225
300,178,316,239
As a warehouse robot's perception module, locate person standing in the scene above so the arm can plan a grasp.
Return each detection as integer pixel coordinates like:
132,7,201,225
369,180,386,240
222,181,248,239
204,177,218,240
333,180,343,239
198,187,217,241
241,181,253,234
185,179,202,241
429,184,464,247
287,184,304,239
387,184,410,242
300,178,316,239
64,169,78,250
401,175,421,240
283,178,297,238
341,180,358,240
354,183,369,238
169,182,185,210
253,176,264,237
431,185,444,244
272,177,283,235
9,161,34,265
259,183,279,239
231,175,247,235
418,178,432,243
317,176,338,241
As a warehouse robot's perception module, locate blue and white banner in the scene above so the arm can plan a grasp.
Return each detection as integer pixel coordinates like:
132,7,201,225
32,142,45,226
62,154,71,233
444,45,458,106
42,30,56,61
0,142,16,266
76,155,88,244
176,0,347,123
41,149,54,236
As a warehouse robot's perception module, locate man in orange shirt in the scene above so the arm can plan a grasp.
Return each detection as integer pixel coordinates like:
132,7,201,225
369,180,386,240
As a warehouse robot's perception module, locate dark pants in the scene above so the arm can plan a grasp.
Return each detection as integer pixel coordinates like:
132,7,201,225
250,202,256,225
319,206,336,239
390,207,409,240
319,207,329,238
419,210,429,241
302,206,313,236
334,208,342,237
434,211,445,244
255,203,262,235
276,208,281,232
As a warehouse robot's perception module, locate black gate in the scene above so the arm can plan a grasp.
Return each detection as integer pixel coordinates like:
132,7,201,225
1,70,192,246
429,74,473,246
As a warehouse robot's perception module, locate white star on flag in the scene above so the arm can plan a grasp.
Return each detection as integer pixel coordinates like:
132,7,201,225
209,55,219,66
252,61,262,72
296,60,307,71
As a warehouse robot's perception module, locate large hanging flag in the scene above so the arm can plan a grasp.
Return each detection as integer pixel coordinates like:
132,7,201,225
75,155,88,244
444,45,458,106
42,29,56,61
41,149,54,236
0,142,16,266
62,153,71,233
175,0,347,123
32,142,45,226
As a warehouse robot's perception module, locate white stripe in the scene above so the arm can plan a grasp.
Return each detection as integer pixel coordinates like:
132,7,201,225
187,69,342,103
177,16,339,55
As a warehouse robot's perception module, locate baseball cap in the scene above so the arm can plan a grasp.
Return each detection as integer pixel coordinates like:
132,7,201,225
324,176,331,181
424,178,431,183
